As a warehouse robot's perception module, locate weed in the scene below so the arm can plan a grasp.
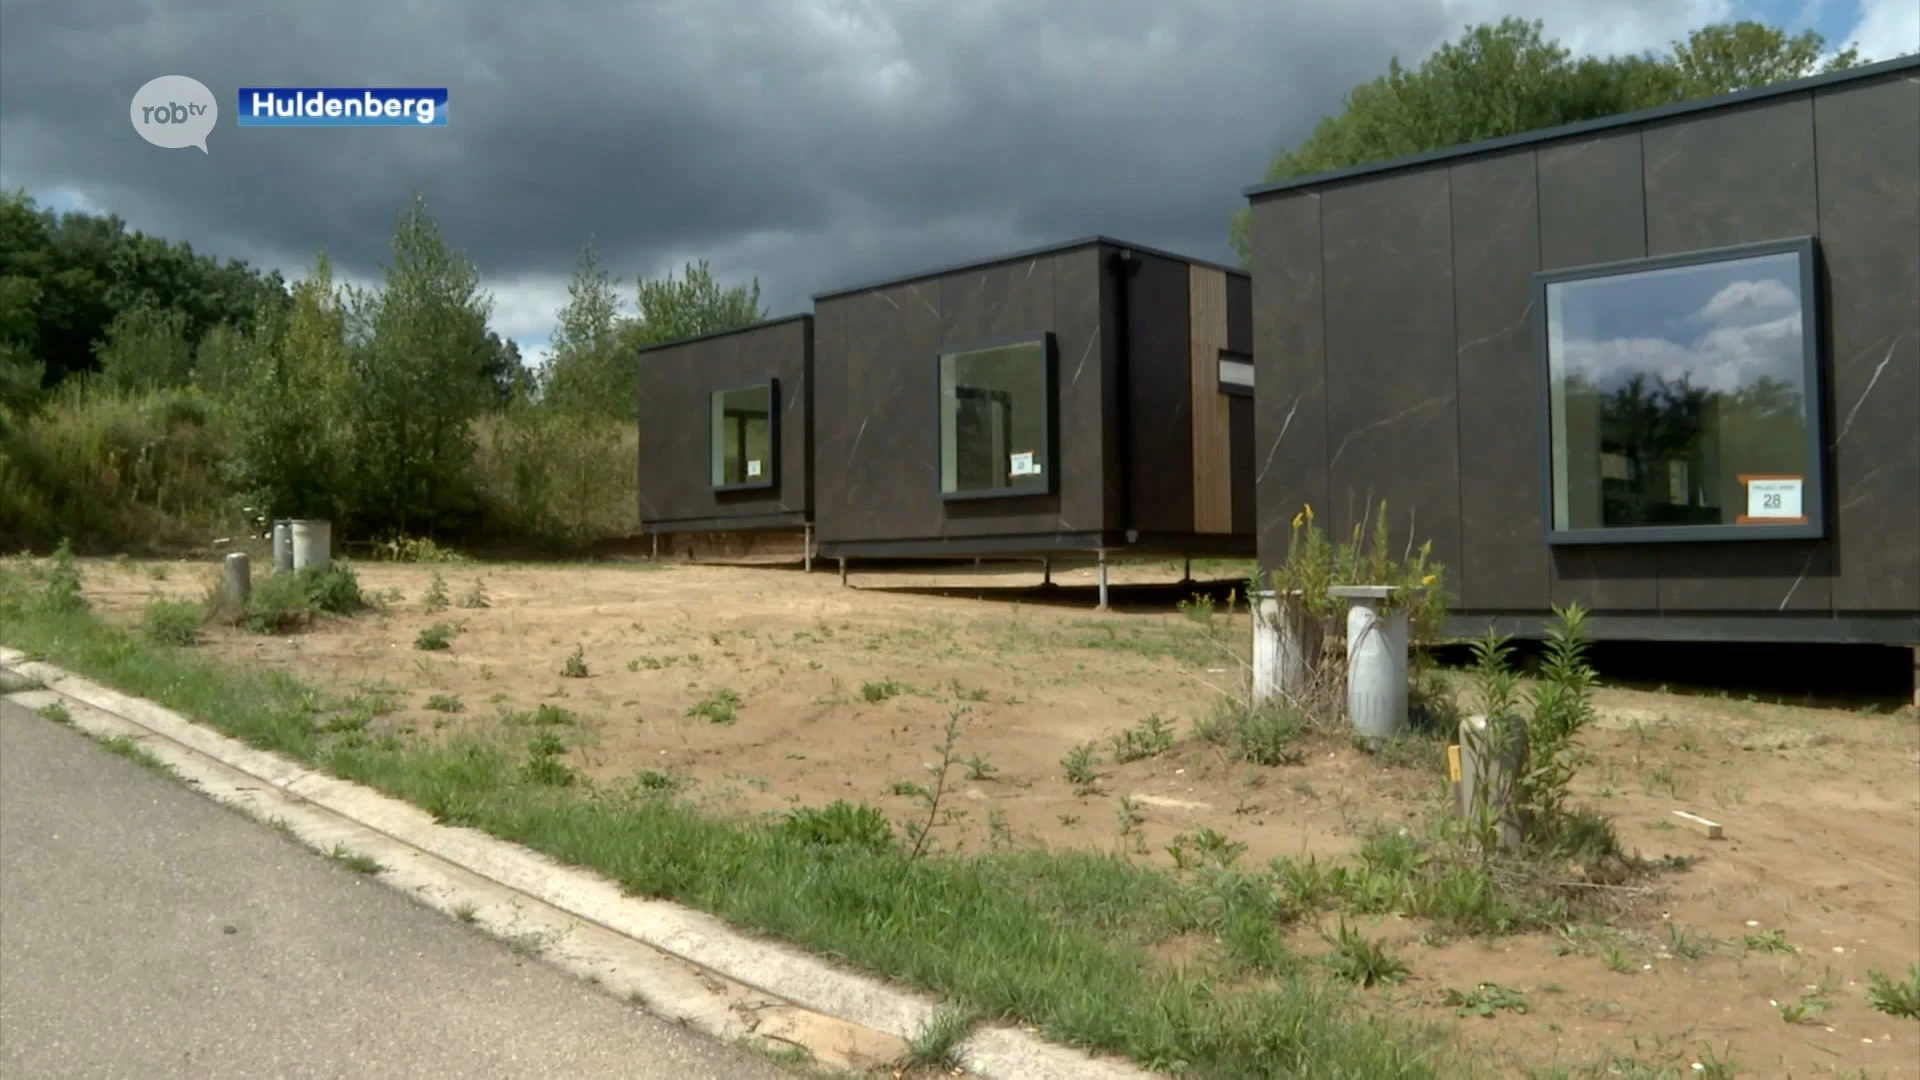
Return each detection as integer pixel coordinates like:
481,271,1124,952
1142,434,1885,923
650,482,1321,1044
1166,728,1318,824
142,596,202,646
1442,983,1529,1018
1115,795,1145,834
781,800,894,851
560,645,590,678
1062,742,1102,792
375,535,468,564
1664,923,1707,960
38,700,71,724
1109,714,1176,763
1742,928,1792,954
1599,941,1633,974
901,1007,975,1070
860,679,901,703
1196,698,1306,767
458,577,490,609
962,754,999,782
97,733,168,771
423,571,450,612
1323,921,1408,987
903,707,968,860
1865,964,1920,1019
1057,814,1080,826
633,769,686,795
1774,984,1833,1025
425,693,464,713
686,689,740,725
452,902,480,923
329,844,382,874
414,622,457,651
521,732,576,786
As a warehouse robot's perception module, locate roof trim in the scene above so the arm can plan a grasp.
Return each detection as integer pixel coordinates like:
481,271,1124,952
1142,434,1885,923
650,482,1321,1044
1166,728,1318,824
634,312,813,357
811,234,1246,304
1243,52,1920,200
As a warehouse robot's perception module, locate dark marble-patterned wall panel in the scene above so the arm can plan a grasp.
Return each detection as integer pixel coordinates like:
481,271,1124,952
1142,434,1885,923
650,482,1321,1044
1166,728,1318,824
1226,272,1252,355
1051,247,1113,533
1229,394,1255,534
812,303,850,539
1250,192,1331,572
640,324,815,527
1815,74,1920,613
1320,168,1464,588
1642,95,1832,611
1536,131,1662,610
1125,252,1195,535
1449,150,1550,612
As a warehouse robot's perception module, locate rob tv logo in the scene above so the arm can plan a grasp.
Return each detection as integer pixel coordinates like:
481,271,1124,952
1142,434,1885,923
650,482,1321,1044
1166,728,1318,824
130,76,219,153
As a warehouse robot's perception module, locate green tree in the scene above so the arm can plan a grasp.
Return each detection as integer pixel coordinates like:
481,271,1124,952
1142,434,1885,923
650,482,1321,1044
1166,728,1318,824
623,259,766,351
226,256,350,522
94,303,194,392
1229,19,1870,265
539,243,629,418
346,196,494,536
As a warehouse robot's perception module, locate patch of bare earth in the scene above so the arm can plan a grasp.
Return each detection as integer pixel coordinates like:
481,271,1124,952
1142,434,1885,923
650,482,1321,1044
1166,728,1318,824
81,558,1920,1078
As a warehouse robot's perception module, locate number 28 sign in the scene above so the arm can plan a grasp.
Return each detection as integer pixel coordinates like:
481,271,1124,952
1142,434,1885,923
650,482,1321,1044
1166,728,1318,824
1738,475,1805,524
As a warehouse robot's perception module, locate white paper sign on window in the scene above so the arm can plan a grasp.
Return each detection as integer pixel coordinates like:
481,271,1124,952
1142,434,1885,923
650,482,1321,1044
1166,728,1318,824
746,459,762,478
1009,451,1036,477
1744,476,1802,520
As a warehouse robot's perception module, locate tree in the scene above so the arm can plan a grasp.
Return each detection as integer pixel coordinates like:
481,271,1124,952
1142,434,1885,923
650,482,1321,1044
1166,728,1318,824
93,303,194,392
346,196,495,536
539,242,629,418
624,259,766,351
1229,19,1870,265
226,255,350,522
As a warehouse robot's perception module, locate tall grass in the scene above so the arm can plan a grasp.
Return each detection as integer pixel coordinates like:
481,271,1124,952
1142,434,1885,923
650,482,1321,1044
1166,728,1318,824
1,387,641,554
0,384,238,553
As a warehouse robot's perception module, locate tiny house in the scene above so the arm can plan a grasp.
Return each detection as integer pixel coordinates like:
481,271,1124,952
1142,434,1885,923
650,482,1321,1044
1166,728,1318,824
808,237,1258,570
636,315,814,550
1243,56,1920,648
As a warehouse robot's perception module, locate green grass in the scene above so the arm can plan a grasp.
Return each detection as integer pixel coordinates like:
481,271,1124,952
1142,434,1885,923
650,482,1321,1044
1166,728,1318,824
0,560,1462,1080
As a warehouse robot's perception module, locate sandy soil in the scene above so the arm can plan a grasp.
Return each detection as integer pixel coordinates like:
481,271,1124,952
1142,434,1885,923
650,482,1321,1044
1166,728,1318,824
78,556,1920,1079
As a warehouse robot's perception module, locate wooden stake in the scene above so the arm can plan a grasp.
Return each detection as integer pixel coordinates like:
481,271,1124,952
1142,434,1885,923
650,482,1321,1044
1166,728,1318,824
1671,810,1724,839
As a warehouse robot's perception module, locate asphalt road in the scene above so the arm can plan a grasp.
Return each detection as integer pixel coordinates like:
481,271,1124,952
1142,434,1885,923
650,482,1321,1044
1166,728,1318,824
0,698,797,1080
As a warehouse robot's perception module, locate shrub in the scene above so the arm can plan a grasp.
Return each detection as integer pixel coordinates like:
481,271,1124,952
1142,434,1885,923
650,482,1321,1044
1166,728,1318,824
414,622,457,651
781,800,895,851
142,596,202,645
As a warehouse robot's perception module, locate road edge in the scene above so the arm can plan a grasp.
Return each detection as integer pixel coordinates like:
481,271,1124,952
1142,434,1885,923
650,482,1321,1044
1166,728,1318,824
0,646,1160,1080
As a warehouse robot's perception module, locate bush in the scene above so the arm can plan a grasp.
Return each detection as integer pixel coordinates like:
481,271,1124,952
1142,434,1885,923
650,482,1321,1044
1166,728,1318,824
781,800,896,851
234,563,366,634
142,596,202,645
414,622,457,651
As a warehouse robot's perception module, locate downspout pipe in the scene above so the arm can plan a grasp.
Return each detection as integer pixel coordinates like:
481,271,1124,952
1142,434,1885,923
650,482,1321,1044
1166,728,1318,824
1106,248,1143,540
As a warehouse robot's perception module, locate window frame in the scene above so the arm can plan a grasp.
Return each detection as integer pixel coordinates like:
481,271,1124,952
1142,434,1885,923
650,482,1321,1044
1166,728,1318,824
933,332,1058,503
707,377,779,493
1217,349,1254,398
1532,235,1826,546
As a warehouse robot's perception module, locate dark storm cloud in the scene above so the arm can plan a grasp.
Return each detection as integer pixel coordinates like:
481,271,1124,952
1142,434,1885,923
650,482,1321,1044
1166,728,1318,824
0,0,1728,327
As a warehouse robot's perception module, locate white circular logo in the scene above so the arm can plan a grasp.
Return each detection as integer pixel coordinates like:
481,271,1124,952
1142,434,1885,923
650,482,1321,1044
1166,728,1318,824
130,76,219,153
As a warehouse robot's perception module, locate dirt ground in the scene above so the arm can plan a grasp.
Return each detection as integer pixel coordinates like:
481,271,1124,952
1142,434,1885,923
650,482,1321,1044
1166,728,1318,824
78,556,1920,1079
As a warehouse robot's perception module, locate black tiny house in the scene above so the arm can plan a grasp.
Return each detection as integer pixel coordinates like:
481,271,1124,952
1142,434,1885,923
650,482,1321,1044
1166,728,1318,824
808,237,1258,561
636,314,814,539
1244,55,1920,645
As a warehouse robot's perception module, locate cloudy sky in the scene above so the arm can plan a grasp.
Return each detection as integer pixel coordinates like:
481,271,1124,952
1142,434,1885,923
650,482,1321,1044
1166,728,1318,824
3,0,1914,365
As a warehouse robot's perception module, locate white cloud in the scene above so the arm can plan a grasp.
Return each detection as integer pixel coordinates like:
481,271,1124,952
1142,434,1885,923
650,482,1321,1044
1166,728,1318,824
1552,310,1805,396
1844,0,1920,59
1693,278,1799,325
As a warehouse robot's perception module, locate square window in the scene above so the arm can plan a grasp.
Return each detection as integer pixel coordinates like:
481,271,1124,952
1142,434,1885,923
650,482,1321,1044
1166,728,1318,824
938,335,1054,499
1538,238,1824,545
710,380,776,490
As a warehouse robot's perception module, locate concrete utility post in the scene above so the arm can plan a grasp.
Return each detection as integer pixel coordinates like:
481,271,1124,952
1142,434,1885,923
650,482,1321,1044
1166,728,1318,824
222,552,251,608
1095,549,1110,611
1252,589,1320,706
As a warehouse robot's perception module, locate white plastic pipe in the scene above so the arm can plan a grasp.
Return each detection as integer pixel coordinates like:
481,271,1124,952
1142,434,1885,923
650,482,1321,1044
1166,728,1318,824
1252,589,1321,706
290,520,332,571
1332,587,1408,739
272,521,293,574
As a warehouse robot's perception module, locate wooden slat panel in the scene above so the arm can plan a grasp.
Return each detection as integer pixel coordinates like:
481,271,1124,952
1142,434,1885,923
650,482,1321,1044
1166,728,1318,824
1189,265,1234,533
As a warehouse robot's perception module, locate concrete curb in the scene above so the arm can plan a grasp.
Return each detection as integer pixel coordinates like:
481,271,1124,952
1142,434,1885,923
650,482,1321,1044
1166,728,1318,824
0,647,1160,1080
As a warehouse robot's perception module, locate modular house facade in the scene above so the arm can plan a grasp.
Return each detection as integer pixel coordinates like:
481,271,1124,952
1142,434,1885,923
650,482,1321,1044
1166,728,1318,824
636,314,814,538
1244,56,1920,644
808,237,1258,560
